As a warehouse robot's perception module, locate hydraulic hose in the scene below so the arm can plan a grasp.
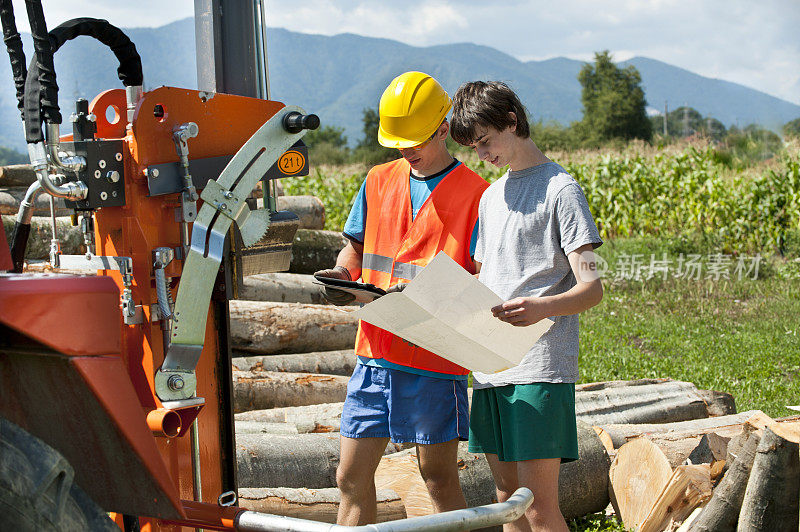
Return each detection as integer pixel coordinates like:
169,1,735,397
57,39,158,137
0,0,27,120
23,15,144,144
9,180,43,273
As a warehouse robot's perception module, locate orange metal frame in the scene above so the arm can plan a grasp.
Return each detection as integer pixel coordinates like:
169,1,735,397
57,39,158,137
76,87,283,530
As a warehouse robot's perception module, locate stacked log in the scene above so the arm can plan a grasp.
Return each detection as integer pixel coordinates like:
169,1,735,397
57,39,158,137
233,370,349,412
229,301,358,355
288,229,348,274
0,187,71,216
0,165,36,187
238,273,332,305
238,487,405,523
2,215,84,259
605,412,800,531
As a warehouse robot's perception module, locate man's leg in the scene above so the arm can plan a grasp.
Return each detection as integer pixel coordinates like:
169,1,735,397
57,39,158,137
416,438,466,513
336,435,390,525
484,453,526,532
516,457,568,532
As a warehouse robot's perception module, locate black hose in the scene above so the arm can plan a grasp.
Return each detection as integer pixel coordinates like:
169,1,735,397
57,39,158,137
9,221,30,273
23,0,58,143
23,15,144,144
0,0,27,120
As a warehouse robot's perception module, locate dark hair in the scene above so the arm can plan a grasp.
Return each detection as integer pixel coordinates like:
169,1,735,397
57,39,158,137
450,81,530,145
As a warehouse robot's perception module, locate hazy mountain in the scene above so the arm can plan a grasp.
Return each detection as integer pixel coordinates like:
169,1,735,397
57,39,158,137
0,17,796,151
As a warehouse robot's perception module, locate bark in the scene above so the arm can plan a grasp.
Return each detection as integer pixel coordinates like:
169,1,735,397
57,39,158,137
453,421,609,520
231,350,356,376
594,410,762,451
688,426,762,532
236,433,407,489
609,437,675,530
233,370,349,413
639,464,712,532
238,273,339,305
575,380,710,425
0,187,71,216
698,388,737,416
737,427,800,532
2,215,84,259
235,420,300,435
288,229,348,274
268,195,325,230
237,487,406,523
235,402,344,425
229,300,358,355
0,165,36,187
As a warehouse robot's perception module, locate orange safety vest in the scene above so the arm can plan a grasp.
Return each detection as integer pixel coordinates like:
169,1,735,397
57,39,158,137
355,158,488,375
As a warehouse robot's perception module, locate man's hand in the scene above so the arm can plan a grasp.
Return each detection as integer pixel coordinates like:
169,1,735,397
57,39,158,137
314,266,356,306
491,296,550,327
386,282,408,294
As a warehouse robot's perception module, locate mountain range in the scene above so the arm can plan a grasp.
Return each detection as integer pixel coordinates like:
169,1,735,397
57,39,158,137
0,17,797,151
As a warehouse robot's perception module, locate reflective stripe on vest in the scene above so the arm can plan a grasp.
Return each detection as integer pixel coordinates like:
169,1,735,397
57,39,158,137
363,253,424,280
355,158,488,375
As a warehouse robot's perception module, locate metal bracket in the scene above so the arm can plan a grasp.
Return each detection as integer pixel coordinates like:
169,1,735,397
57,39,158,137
199,179,249,225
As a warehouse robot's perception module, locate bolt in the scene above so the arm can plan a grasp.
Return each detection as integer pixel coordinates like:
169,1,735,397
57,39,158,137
224,191,233,199
87,114,96,122
94,170,101,179
167,374,185,391
112,190,118,198
106,170,120,183
150,168,159,178
98,159,106,169
115,152,123,161
220,203,227,210
100,191,108,200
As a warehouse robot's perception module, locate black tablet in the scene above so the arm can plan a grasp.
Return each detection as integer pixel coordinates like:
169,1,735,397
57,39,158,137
313,274,387,303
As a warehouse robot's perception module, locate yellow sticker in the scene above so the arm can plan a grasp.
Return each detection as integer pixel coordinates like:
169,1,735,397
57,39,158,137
278,150,305,175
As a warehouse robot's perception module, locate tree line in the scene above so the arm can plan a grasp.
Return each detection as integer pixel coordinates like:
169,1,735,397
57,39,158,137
304,50,799,168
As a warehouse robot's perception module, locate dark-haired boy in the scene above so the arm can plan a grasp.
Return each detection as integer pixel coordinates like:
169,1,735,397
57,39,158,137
450,81,604,532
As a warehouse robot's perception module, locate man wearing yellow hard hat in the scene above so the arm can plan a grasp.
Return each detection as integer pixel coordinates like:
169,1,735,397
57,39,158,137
315,71,489,525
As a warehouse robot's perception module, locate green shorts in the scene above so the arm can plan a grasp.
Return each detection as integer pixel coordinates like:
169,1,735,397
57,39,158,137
468,382,579,463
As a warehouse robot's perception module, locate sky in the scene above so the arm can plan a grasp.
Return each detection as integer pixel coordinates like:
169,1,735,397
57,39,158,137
10,0,800,105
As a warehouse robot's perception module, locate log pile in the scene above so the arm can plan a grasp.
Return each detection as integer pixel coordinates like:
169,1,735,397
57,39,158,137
602,411,800,531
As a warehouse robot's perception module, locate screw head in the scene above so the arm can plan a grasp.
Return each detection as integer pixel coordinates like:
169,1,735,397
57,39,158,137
115,152,123,161
220,203,227,210
167,374,185,391
224,191,233,199
100,191,108,200
106,170,120,183
98,159,107,169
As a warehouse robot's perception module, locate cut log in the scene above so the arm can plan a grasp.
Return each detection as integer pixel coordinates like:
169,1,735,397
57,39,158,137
235,402,344,425
697,388,737,416
2,215,84,259
688,425,762,532
233,370,349,413
239,272,350,305
609,437,674,530
0,187,71,216
736,427,800,532
235,420,300,435
594,410,762,451
237,487,405,523
0,165,36,187
637,431,728,469
229,301,358,355
288,229,348,274
236,433,406,489
232,350,356,376
575,379,710,425
263,195,325,230
639,464,712,532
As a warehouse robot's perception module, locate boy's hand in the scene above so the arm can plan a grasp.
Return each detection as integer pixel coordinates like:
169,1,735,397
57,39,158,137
491,297,550,326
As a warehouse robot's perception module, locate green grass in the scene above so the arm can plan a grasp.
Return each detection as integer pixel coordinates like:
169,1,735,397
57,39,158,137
579,237,800,418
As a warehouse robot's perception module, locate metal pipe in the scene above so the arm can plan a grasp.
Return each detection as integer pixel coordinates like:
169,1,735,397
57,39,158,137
146,408,182,438
235,487,534,532
125,84,143,124
15,179,42,224
45,122,85,172
27,140,86,200
190,412,203,532
253,0,270,99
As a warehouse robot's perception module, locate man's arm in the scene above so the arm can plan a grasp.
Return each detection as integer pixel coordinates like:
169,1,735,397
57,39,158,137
491,243,603,326
335,240,364,280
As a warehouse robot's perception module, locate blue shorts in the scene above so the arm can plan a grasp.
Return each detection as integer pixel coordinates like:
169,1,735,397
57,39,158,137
340,363,469,444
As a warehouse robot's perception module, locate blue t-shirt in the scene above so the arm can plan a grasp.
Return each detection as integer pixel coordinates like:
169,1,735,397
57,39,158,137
343,159,476,381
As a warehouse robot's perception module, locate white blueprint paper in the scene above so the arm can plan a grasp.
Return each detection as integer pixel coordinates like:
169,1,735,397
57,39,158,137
352,252,554,373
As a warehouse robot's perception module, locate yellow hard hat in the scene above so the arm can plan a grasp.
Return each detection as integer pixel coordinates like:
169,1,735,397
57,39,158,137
377,71,452,149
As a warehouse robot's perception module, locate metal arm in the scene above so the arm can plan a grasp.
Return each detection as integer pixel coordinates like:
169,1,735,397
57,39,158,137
235,488,534,532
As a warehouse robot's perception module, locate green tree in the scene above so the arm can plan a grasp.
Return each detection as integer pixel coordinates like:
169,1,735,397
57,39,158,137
0,145,27,165
303,125,347,149
651,106,726,140
784,117,800,139
577,51,652,143
354,107,395,164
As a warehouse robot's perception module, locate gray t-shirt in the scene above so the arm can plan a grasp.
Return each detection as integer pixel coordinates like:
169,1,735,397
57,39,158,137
472,162,602,388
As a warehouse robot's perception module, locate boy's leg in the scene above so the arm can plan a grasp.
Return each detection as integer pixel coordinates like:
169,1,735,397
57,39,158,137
484,453,526,532
336,435,390,525
516,457,568,532
416,438,466,513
